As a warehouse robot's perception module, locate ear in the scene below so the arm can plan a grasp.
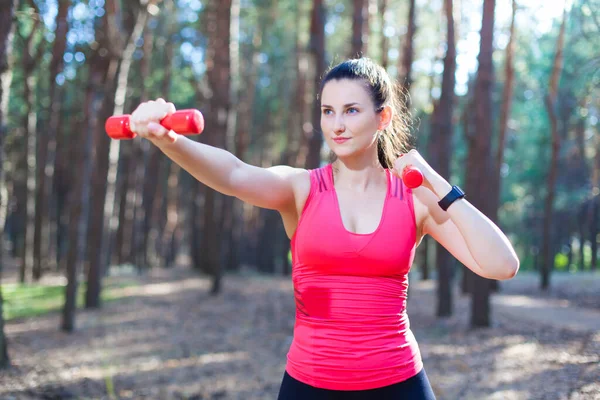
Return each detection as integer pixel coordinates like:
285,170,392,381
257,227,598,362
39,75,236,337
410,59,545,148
378,105,393,130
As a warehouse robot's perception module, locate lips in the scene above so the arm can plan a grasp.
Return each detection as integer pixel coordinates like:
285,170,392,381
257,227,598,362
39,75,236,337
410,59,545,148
333,137,350,143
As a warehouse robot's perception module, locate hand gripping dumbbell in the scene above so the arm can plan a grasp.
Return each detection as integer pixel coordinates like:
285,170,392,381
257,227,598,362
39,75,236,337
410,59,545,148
105,109,205,139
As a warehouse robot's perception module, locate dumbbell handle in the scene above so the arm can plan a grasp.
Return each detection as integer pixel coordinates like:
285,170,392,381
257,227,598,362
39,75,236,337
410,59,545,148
105,109,204,139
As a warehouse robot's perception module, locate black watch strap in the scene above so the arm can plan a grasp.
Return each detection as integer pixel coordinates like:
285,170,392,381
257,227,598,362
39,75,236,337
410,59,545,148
438,185,465,211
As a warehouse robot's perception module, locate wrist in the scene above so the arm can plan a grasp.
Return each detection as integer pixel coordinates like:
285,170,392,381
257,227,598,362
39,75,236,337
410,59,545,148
428,173,452,200
153,136,181,152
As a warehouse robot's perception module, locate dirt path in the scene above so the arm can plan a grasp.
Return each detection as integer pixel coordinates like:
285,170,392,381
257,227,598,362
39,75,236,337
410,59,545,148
1,269,599,400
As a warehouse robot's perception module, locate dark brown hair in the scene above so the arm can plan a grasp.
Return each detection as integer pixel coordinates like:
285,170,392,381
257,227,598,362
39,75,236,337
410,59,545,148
319,58,414,169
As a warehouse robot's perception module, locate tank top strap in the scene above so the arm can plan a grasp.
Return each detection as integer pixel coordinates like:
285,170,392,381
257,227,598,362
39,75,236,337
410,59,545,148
301,165,333,216
309,164,334,193
389,169,416,227
389,170,406,201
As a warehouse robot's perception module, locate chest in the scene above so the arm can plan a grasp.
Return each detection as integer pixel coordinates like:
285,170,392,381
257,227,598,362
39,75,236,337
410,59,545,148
335,187,387,235
292,193,416,277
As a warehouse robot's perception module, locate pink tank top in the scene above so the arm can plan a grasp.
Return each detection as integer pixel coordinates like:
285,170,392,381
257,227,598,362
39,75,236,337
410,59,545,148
286,163,423,390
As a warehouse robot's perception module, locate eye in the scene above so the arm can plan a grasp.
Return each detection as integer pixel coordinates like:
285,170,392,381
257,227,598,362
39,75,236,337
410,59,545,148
322,109,333,115
347,107,358,114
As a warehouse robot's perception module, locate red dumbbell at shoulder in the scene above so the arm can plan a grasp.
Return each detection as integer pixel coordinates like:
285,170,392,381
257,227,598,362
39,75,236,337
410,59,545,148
397,153,424,189
105,109,205,140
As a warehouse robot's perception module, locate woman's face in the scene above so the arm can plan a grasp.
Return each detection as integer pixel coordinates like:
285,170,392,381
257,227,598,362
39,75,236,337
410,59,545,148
320,79,382,161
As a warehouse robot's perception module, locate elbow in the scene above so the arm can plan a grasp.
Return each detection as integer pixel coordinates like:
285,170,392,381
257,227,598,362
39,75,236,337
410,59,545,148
498,257,520,280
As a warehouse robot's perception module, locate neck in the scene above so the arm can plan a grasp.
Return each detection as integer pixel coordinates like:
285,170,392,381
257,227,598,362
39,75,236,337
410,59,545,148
332,156,385,192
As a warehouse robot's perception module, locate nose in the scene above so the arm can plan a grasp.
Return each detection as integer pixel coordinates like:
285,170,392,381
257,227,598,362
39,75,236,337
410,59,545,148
333,115,345,135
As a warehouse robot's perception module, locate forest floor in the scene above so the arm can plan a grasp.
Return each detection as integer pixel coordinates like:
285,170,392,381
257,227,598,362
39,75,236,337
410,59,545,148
1,266,599,400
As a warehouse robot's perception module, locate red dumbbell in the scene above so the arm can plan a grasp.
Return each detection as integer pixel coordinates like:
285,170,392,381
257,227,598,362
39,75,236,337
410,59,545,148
105,109,205,139
397,153,423,188
402,167,423,188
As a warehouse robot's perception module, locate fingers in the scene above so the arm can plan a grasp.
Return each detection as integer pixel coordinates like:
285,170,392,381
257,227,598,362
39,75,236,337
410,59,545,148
393,150,420,176
130,98,177,143
148,122,178,144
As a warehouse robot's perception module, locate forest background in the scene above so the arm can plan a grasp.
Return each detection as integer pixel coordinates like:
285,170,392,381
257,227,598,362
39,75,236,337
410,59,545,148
0,0,599,398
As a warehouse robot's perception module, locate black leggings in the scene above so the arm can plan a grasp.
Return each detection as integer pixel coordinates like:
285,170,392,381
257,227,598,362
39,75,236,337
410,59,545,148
277,369,436,400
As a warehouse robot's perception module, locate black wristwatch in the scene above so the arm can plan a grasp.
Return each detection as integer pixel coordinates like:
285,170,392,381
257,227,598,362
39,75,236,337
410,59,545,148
438,185,465,211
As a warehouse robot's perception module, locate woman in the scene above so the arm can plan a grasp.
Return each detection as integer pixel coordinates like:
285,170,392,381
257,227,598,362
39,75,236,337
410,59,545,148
129,58,519,399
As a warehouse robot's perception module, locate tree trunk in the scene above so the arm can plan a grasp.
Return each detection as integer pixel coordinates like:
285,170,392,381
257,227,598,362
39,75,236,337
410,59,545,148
487,0,517,293
468,0,496,328
0,0,16,368
156,2,179,268
379,0,389,69
87,3,149,308
19,11,45,282
33,0,69,282
196,0,232,295
461,82,477,296
429,0,456,318
137,12,159,271
590,199,598,270
305,0,326,169
398,0,416,92
62,74,94,332
418,236,430,280
351,0,368,58
292,2,310,168
541,7,567,290
578,202,588,271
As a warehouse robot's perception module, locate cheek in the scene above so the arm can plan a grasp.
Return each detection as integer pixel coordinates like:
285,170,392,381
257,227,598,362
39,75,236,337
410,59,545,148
350,115,378,134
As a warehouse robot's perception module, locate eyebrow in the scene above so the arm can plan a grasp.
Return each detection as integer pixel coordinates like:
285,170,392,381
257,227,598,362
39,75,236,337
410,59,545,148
321,103,361,108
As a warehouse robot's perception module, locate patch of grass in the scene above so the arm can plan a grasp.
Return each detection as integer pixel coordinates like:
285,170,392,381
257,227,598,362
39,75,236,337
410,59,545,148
1,281,138,321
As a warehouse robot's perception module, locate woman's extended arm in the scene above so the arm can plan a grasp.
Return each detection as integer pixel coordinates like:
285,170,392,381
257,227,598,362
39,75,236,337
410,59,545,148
129,99,301,212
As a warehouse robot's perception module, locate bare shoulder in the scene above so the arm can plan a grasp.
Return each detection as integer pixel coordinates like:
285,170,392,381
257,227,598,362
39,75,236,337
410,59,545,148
272,166,310,215
267,166,310,237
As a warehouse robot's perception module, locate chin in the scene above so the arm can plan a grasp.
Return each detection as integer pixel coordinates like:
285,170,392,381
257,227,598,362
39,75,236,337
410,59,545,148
331,148,357,159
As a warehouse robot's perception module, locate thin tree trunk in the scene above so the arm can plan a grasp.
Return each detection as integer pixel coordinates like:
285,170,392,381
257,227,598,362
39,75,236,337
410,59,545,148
85,0,136,308
418,236,430,280
590,199,598,270
592,130,600,271
469,0,496,328
351,0,368,58
380,0,389,69
155,2,178,267
292,1,310,168
541,6,568,290
18,12,44,282
196,0,232,295
487,0,517,293
62,72,94,332
136,11,158,271
430,0,456,318
34,0,69,282
491,0,516,221
578,201,588,271
398,0,416,92
221,0,241,273
461,77,478,295
305,0,326,169
0,0,17,368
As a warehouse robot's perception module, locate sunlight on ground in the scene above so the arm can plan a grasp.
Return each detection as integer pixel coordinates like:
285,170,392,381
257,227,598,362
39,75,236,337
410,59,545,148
497,294,571,308
6,317,60,335
109,278,210,297
70,351,249,380
483,389,530,400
